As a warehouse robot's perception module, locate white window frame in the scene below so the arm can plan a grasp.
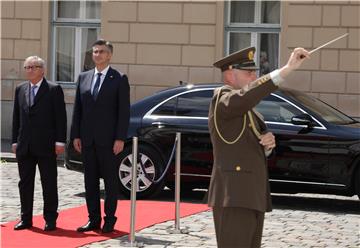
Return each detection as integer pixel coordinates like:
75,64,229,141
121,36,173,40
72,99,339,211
51,1,101,83
224,1,281,66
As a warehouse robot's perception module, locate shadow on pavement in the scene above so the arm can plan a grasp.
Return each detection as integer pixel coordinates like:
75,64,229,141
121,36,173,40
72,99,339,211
74,188,359,214
271,194,360,214
74,188,208,205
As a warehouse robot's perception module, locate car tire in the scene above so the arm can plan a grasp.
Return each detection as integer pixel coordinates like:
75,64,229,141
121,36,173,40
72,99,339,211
117,144,166,199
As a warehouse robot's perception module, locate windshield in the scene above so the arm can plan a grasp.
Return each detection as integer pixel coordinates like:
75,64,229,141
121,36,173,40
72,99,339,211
284,90,356,125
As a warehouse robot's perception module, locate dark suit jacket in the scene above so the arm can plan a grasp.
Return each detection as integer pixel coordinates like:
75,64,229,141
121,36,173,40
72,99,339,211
70,67,130,147
207,73,277,213
12,78,67,156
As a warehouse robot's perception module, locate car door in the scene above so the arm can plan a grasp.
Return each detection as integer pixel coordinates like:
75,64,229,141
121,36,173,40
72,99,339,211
255,94,330,185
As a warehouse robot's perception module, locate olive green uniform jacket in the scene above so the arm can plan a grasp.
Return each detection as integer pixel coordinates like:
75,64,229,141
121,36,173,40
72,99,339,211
207,74,278,213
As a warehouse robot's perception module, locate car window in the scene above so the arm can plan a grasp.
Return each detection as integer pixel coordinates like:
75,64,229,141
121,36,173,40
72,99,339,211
152,97,177,116
152,89,213,117
256,95,304,123
285,90,356,125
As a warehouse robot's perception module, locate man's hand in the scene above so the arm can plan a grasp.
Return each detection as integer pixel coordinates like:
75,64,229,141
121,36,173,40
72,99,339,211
11,144,16,154
55,145,65,155
280,47,310,79
259,132,276,151
113,140,124,155
73,138,82,153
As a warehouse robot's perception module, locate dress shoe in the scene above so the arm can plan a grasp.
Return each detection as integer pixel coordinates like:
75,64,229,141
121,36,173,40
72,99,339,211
44,221,56,231
77,220,101,232
101,221,115,233
14,221,32,230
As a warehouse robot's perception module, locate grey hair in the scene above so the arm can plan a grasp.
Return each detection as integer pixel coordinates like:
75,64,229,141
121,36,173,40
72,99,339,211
24,56,46,69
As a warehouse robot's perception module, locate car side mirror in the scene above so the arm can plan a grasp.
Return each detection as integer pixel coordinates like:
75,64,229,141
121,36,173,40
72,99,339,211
291,114,315,128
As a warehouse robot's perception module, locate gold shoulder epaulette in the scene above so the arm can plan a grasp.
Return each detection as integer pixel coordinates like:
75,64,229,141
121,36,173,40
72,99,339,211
257,74,271,85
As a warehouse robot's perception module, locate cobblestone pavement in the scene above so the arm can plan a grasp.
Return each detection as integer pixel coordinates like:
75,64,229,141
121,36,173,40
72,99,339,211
1,161,359,248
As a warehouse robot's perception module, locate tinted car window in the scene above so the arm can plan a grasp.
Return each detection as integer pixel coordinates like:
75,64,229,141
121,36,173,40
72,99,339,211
285,90,356,125
152,97,177,116
153,89,213,117
176,90,213,117
256,95,304,123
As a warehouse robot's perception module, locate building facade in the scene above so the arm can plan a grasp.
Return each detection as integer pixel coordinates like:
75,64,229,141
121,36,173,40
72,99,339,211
1,0,359,139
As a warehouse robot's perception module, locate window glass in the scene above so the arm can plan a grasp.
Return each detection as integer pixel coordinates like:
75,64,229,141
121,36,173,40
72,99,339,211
227,1,280,76
261,1,280,24
229,32,251,54
57,1,100,19
57,1,79,19
55,27,98,81
255,95,304,124
56,27,75,82
260,33,279,75
230,1,254,23
153,90,213,117
176,90,213,117
153,98,176,116
286,91,355,125
53,1,100,83
85,1,101,19
81,28,98,71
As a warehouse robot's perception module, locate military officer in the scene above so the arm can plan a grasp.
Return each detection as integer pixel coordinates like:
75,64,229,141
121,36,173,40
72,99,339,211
208,46,310,247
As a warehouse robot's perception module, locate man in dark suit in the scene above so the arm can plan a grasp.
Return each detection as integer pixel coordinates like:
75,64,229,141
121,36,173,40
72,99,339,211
208,47,310,247
71,39,130,233
12,56,67,231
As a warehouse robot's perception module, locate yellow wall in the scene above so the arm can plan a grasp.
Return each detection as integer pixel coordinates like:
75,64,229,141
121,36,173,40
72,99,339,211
280,1,359,117
1,1,359,138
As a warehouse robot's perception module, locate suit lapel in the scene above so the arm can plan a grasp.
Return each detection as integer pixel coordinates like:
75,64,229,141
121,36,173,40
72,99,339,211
85,69,95,93
32,79,49,107
23,82,30,110
96,67,114,100
83,69,95,102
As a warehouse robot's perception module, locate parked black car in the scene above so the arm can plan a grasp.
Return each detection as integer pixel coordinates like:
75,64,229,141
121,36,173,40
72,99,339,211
65,83,360,200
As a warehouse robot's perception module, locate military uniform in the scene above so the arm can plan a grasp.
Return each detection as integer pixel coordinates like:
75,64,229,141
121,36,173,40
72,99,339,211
208,47,281,247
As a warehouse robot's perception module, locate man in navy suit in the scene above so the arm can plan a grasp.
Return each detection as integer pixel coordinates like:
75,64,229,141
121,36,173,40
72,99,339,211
12,56,67,231
71,39,130,233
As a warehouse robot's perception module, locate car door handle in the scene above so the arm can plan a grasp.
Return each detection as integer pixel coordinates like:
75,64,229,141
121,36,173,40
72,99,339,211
152,122,168,128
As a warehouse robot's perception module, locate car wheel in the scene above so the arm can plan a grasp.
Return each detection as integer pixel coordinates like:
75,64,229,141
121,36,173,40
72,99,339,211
117,144,166,199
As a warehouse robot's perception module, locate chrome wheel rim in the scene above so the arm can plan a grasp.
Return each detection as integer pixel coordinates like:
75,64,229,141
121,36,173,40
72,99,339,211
119,153,156,192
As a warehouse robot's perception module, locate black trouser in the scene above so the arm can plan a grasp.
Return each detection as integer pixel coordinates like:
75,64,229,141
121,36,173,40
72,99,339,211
212,206,265,248
82,144,119,223
17,153,58,223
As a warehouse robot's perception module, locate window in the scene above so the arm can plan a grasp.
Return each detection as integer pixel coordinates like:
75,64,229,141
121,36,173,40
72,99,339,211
51,1,101,83
285,90,355,125
153,98,177,116
153,90,213,117
255,95,304,124
225,1,280,75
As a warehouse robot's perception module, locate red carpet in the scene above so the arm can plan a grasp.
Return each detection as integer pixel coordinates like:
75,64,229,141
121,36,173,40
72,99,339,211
1,200,209,248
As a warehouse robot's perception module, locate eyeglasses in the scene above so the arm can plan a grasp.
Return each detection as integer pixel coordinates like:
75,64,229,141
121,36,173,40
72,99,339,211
93,49,109,55
24,65,42,71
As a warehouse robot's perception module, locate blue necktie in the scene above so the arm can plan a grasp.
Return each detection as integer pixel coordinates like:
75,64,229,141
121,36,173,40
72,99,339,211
92,72,102,100
30,85,37,106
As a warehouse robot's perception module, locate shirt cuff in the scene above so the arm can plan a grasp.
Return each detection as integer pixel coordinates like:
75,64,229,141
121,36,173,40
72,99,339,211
264,148,272,157
12,143,17,146
270,69,284,86
55,142,65,146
